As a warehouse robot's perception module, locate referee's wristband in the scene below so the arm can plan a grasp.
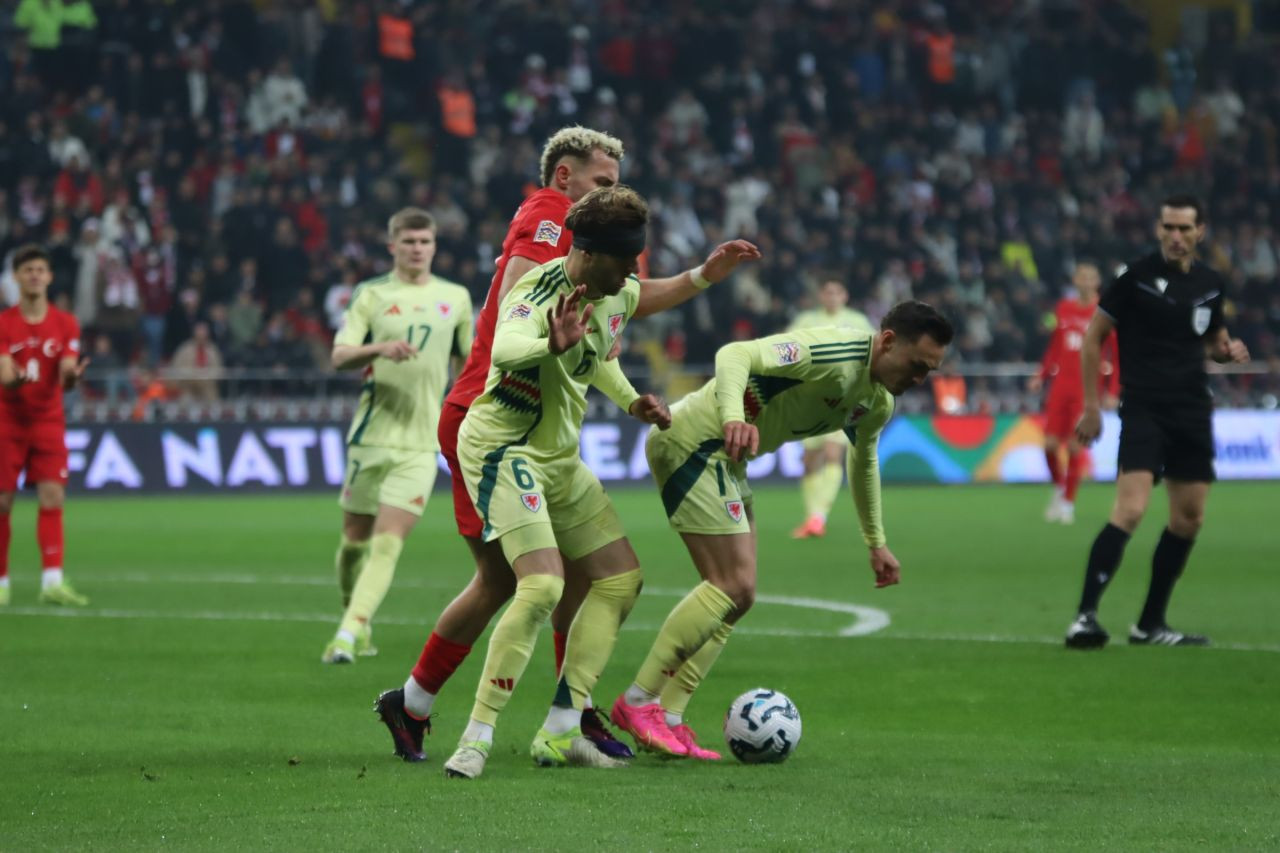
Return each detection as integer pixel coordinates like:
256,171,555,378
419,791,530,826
690,265,712,290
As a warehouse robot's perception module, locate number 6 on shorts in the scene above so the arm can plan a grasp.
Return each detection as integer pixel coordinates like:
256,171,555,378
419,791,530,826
511,458,536,490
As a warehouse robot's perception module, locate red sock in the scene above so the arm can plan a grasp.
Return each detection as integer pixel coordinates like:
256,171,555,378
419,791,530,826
37,507,63,570
1064,451,1084,502
0,513,10,579
1045,448,1063,486
553,630,568,677
410,631,471,695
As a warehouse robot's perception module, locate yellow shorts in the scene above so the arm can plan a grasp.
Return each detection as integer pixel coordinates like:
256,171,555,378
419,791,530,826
646,426,752,535
802,430,850,452
459,444,626,563
340,444,438,516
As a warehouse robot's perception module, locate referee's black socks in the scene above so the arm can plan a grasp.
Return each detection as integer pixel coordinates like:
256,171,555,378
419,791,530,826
1079,523,1130,614
1137,528,1195,631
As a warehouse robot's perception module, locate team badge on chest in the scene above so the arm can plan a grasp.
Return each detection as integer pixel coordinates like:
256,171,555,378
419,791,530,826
1191,306,1211,336
436,301,454,319
521,493,542,513
725,499,745,523
845,404,870,427
608,313,625,339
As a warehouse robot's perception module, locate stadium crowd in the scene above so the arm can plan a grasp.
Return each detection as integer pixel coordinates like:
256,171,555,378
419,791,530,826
1,0,1277,406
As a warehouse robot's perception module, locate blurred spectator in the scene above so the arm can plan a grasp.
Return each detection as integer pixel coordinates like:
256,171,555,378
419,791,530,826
170,321,224,402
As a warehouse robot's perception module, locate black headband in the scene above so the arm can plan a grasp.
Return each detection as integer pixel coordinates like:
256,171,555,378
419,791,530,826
572,223,647,258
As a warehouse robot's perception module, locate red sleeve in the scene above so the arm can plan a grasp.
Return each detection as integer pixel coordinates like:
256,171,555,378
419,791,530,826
508,195,570,265
0,315,10,353
1039,313,1062,381
1101,329,1120,396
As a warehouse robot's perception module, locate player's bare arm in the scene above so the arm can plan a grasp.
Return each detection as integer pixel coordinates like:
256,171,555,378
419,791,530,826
0,354,24,389
633,240,761,319
629,394,671,430
547,285,593,355
59,356,90,390
331,340,417,370
1074,312,1114,445
723,420,759,463
1207,327,1250,364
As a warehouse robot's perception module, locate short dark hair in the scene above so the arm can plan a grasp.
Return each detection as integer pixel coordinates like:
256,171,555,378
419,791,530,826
1160,194,1204,224
565,184,649,233
881,300,954,346
11,244,50,273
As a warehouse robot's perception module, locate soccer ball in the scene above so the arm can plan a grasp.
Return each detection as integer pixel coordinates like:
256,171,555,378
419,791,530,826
723,688,802,764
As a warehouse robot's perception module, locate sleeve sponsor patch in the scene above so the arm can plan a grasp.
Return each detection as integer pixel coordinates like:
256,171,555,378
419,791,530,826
773,341,802,365
533,220,563,246
507,303,534,320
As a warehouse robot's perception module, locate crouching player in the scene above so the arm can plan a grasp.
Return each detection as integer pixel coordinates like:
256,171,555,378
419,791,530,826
611,301,953,757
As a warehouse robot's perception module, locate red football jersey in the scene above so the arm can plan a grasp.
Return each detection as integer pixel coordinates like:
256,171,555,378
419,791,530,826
446,187,572,406
1039,298,1119,397
0,304,81,427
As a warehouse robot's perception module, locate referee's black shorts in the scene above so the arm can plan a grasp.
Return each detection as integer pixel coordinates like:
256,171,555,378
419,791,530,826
1116,396,1216,482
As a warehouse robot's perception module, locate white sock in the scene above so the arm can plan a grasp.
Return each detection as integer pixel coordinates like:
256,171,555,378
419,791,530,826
664,710,682,728
0,576,9,588
42,568,63,588
583,695,593,710
403,676,436,719
461,719,494,745
336,629,356,645
624,683,660,707
542,705,580,736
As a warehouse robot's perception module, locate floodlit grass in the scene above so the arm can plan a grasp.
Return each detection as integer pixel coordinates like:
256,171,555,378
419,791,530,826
2,483,1276,851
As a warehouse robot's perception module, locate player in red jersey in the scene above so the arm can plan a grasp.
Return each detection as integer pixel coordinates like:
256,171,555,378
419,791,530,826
1028,262,1119,524
374,126,760,762
0,245,90,607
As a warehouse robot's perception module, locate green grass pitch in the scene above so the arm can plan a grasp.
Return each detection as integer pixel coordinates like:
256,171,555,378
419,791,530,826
1,483,1277,851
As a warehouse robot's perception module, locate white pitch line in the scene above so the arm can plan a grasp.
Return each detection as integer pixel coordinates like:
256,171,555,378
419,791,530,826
2,606,1277,653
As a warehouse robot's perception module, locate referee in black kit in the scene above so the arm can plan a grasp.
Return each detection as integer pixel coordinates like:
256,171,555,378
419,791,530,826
1065,194,1250,649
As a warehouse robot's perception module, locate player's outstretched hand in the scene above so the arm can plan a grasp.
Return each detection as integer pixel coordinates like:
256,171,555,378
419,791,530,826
548,285,593,355
1225,337,1250,364
1026,375,1043,394
723,420,759,463
869,546,901,588
700,240,762,283
61,357,91,389
1074,407,1102,446
380,340,418,362
629,394,672,430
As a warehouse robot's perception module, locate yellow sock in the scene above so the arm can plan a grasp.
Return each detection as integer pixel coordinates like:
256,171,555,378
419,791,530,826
338,532,402,636
471,573,564,726
335,535,370,608
813,462,843,520
634,581,735,697
553,568,643,710
801,470,823,518
660,621,734,717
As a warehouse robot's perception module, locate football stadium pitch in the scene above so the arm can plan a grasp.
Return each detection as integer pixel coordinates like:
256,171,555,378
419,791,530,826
2,483,1277,851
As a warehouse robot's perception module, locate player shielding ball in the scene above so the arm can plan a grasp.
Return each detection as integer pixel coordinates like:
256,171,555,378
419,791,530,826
320,208,473,663
1028,262,1119,524
374,127,758,763
0,245,90,607
1067,195,1250,649
787,279,874,539
610,301,953,758
439,185,672,779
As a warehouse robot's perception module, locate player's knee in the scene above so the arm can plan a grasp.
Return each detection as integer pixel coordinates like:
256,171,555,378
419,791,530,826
1170,510,1203,538
1110,499,1147,532
719,578,755,615
514,573,565,617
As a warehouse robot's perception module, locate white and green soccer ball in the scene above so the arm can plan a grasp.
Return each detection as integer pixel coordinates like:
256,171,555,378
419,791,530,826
723,688,802,764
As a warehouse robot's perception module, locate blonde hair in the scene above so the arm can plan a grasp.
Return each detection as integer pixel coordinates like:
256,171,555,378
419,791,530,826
539,126,625,187
387,207,436,239
565,185,649,233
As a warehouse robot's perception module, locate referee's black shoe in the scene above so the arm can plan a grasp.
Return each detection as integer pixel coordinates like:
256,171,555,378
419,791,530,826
1065,611,1109,649
1128,624,1210,647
